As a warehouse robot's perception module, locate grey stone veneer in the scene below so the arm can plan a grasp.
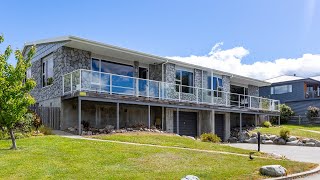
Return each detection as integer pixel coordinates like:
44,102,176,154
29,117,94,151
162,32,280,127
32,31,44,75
30,46,91,106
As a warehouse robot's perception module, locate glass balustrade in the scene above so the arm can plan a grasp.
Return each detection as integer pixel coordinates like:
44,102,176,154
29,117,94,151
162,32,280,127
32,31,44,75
63,69,280,112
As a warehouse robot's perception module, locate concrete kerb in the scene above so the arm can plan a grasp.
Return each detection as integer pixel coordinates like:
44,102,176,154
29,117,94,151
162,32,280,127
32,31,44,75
265,164,320,180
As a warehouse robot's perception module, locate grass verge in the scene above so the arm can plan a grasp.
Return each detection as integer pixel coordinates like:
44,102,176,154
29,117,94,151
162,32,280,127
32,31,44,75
0,136,316,179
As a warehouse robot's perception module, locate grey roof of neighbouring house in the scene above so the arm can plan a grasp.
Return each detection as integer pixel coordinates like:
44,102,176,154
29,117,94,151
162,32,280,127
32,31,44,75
265,75,305,83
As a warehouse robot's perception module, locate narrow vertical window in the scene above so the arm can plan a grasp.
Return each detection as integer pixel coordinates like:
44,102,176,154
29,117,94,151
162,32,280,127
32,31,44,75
42,54,54,87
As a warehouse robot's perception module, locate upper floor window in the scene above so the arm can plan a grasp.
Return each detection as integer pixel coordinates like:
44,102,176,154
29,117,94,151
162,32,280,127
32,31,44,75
207,75,223,97
175,69,194,93
271,85,292,94
91,58,134,77
42,54,53,87
26,68,31,79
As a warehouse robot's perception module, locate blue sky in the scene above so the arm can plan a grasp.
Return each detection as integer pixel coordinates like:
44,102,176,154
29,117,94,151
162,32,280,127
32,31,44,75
1,0,320,79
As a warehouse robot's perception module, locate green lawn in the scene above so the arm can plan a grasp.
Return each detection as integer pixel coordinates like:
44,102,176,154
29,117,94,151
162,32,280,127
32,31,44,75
253,124,320,140
0,136,316,180
92,132,260,155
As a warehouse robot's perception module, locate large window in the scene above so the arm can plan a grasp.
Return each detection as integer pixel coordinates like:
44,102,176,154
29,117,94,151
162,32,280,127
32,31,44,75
42,54,54,87
271,85,292,94
91,58,134,76
175,69,194,93
207,75,223,97
91,58,135,94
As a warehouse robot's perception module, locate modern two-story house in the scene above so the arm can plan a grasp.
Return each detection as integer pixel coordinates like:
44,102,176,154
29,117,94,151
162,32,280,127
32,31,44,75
260,75,320,117
23,36,280,140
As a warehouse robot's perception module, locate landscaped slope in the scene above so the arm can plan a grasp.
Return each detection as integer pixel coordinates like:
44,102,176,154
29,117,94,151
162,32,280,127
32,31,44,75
252,124,320,140
0,136,314,179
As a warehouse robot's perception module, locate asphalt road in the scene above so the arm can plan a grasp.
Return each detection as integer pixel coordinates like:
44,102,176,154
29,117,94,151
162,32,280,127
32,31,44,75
228,143,320,179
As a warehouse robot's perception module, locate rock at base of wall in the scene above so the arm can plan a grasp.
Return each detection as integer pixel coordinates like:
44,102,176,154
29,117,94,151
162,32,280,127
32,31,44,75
259,165,287,177
288,136,297,142
248,137,258,144
228,137,238,143
273,137,286,145
286,140,299,146
305,142,315,147
262,140,273,144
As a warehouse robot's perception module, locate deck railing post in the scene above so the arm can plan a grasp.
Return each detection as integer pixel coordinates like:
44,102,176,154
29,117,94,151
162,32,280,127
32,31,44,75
70,73,73,92
110,74,113,94
196,88,199,103
62,75,64,95
147,80,150,97
238,94,241,108
179,85,181,101
79,70,82,92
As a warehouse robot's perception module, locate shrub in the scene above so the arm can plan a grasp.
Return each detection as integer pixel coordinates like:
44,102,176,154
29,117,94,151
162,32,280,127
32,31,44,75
38,125,53,135
279,104,294,124
280,128,290,140
263,121,272,128
200,133,221,143
306,106,319,122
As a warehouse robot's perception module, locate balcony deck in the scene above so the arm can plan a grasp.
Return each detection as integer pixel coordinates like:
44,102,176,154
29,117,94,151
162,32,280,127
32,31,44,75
62,69,280,114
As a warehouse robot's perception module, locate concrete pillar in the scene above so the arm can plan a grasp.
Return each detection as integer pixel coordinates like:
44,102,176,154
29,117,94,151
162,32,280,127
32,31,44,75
239,113,242,133
224,112,231,141
78,98,82,135
161,107,164,130
165,108,174,133
198,111,202,136
211,110,215,134
176,108,179,134
255,114,258,127
116,103,119,129
148,105,151,128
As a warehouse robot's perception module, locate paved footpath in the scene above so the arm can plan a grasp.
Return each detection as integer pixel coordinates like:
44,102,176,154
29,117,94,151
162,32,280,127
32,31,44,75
228,143,320,179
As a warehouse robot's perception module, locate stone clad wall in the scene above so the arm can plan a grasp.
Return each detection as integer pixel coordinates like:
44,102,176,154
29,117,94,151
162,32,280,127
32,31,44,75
149,64,162,81
248,85,259,108
30,46,91,106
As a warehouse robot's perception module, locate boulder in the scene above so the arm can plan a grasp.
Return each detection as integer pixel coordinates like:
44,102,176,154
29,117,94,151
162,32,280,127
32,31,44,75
105,125,115,131
181,175,200,180
315,141,320,147
239,131,251,141
87,131,92,135
261,134,270,140
302,138,310,143
307,139,318,143
305,142,315,147
269,135,277,141
269,153,283,159
286,140,299,146
251,132,258,138
288,136,297,142
259,165,287,177
67,127,76,132
273,137,286,145
126,128,133,131
262,140,273,144
228,137,238,143
248,137,258,144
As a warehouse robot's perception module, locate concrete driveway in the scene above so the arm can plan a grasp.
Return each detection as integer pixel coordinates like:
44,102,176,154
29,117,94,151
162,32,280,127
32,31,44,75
228,143,320,179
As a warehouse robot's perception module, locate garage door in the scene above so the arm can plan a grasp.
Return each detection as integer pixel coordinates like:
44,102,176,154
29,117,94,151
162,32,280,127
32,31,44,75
173,111,197,137
215,114,225,140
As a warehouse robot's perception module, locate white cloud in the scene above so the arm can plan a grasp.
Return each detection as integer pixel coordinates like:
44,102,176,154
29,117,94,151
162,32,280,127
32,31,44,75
166,42,320,80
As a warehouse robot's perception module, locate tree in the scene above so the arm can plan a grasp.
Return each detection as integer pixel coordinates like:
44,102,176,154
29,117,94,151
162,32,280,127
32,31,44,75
279,104,294,124
0,35,36,149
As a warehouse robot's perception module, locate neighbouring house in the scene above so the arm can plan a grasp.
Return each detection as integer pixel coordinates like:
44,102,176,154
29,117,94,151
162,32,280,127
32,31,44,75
260,75,320,118
22,36,280,141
